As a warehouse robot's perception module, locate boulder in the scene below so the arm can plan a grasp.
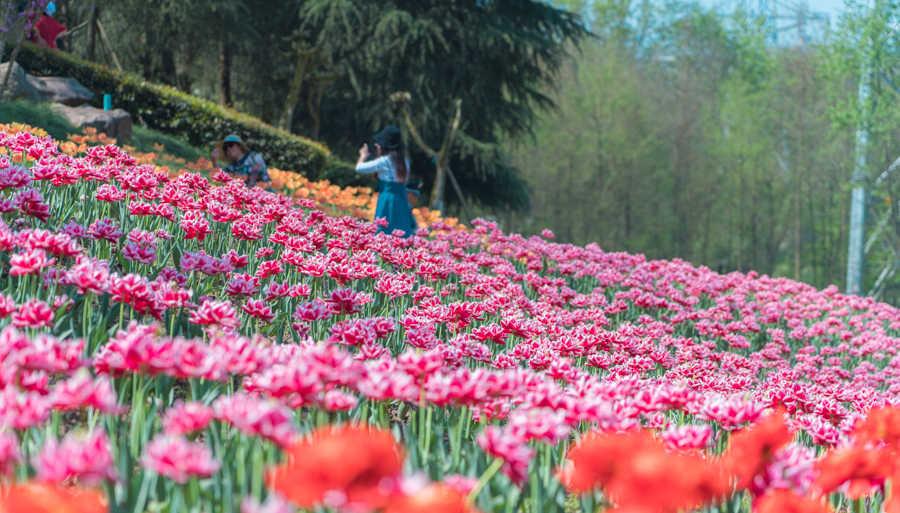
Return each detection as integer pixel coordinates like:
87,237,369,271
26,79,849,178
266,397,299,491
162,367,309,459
0,61,30,101
50,104,132,142
25,75,94,106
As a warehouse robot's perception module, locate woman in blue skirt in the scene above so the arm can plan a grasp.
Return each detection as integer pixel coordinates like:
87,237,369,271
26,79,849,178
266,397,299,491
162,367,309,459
356,126,413,238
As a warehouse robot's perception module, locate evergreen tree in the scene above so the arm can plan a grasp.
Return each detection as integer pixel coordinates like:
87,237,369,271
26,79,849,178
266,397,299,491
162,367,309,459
298,0,588,215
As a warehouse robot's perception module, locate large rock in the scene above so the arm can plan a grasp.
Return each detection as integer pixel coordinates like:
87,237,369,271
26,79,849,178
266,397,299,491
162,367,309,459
25,75,94,106
50,104,132,142
0,61,30,101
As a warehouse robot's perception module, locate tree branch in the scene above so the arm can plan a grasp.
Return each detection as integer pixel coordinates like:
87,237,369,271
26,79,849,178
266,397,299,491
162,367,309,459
446,163,474,223
436,98,462,169
391,91,436,158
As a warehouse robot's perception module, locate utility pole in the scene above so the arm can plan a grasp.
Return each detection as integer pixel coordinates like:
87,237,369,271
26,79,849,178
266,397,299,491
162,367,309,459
847,50,872,296
757,0,776,46
85,5,98,62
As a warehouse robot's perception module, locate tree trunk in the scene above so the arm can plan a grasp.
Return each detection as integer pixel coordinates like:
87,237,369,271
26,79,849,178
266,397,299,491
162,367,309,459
279,53,310,131
0,1,15,65
304,89,319,140
1,16,28,101
430,164,447,213
85,6,98,62
59,0,71,52
97,28,112,67
305,81,329,140
219,43,232,107
280,104,296,132
808,185,819,286
177,38,192,93
398,95,460,216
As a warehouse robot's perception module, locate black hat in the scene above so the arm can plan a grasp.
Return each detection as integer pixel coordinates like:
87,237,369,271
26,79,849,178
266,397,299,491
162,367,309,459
374,125,403,151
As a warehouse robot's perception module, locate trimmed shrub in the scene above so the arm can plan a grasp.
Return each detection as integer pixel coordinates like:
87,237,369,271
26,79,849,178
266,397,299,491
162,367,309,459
321,156,368,187
8,43,337,180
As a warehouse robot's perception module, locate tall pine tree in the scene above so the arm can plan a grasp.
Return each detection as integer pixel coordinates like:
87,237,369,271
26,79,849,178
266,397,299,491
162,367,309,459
298,0,588,215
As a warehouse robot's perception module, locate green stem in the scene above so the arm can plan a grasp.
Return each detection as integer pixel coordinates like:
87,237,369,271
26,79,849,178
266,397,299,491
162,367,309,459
170,483,184,513
82,292,93,353
422,406,433,462
467,458,504,506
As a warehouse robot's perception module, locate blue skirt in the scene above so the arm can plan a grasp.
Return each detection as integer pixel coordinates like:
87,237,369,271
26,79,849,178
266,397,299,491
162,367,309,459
375,180,413,238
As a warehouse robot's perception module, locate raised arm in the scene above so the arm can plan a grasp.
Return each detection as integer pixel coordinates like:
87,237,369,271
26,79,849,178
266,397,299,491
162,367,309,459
355,157,387,174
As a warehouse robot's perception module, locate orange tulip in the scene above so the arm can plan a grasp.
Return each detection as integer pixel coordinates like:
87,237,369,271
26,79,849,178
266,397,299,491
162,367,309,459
753,490,832,513
0,482,106,513
853,406,900,448
814,445,894,498
561,431,726,513
561,431,659,493
721,413,792,489
267,426,403,510
884,474,900,513
385,483,478,513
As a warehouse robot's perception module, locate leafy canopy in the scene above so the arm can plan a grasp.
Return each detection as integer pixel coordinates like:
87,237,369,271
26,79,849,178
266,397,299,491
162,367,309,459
300,0,588,213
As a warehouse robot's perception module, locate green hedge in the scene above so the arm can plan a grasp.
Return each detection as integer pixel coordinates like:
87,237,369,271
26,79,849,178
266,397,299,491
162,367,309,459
8,43,337,180
321,156,367,187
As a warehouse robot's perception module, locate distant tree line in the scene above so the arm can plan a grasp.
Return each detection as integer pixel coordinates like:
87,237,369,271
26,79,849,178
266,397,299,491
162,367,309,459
511,0,900,301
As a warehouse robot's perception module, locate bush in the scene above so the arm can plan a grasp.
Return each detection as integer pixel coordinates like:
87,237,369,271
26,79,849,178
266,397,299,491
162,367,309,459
8,43,337,180
320,156,368,188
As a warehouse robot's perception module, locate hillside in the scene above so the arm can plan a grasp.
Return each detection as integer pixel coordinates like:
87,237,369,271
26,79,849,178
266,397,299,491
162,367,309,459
0,127,893,512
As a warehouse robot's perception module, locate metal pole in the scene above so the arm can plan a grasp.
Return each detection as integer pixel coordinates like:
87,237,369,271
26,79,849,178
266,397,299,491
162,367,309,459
847,183,866,295
757,0,775,46
847,55,871,296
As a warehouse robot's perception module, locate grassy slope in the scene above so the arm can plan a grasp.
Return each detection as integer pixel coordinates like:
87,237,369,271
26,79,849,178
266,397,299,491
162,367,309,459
129,126,206,162
0,100,77,141
0,100,207,162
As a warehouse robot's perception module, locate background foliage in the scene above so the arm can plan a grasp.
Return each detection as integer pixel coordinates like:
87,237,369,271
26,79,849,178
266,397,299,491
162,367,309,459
510,0,900,302
14,0,900,299
46,0,586,214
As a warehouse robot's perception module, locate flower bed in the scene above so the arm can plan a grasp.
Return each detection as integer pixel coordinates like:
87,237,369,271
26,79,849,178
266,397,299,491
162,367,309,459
0,131,894,513
0,122,460,231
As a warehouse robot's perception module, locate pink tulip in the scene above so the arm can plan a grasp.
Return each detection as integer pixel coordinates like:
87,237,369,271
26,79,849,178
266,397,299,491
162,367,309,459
33,430,118,486
141,434,220,483
0,431,21,477
66,256,111,294
161,401,214,435
11,299,54,329
189,300,240,331
0,386,49,429
212,392,296,448
10,248,55,276
50,370,121,414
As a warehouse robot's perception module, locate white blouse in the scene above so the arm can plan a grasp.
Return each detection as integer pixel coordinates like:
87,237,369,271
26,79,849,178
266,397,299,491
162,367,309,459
356,155,410,183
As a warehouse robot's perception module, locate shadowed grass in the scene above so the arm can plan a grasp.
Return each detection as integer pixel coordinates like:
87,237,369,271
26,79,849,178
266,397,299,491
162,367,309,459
0,99,208,164
130,126,206,163
0,99,77,140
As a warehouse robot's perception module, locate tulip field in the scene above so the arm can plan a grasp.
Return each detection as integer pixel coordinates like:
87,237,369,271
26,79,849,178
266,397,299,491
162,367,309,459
0,126,900,513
